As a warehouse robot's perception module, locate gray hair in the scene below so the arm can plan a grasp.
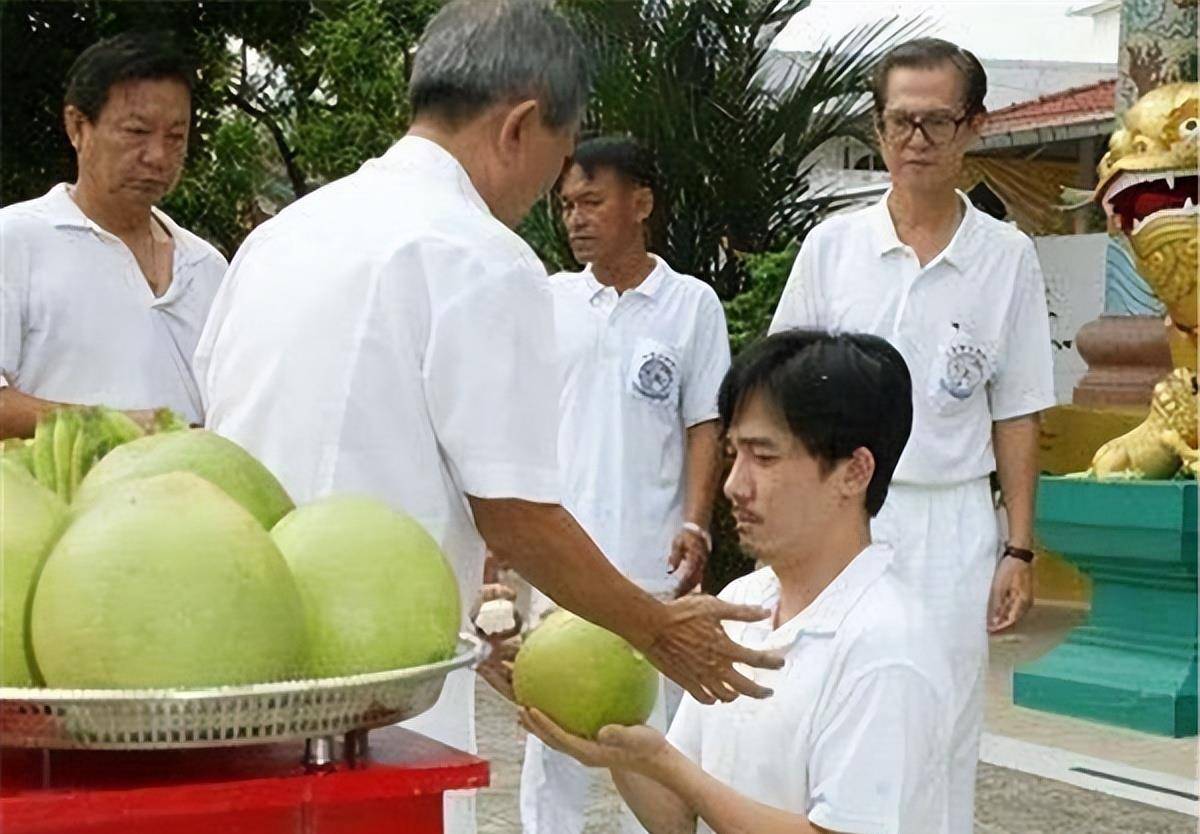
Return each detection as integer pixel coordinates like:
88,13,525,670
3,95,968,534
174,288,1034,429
410,0,591,129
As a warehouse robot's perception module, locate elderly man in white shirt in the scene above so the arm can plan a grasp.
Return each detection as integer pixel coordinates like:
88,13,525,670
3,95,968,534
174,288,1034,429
520,136,731,834
523,330,954,834
0,32,227,437
769,39,1055,832
194,3,779,832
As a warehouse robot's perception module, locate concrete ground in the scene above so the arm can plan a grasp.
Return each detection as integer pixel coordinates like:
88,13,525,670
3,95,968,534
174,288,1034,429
474,601,1198,833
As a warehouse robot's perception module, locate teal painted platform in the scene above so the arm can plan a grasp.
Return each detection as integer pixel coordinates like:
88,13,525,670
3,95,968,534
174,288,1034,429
1014,477,1197,737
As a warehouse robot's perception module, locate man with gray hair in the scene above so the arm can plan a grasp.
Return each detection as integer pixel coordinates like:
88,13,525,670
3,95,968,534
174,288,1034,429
195,3,780,831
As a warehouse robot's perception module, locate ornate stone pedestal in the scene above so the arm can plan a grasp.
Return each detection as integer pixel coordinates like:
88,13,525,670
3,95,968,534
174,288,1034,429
1073,315,1173,407
1014,478,1197,737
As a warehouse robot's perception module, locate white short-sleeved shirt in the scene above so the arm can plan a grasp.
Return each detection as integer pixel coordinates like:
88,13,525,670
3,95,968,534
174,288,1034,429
0,184,227,424
666,545,951,834
194,135,562,626
551,258,730,592
769,190,1055,485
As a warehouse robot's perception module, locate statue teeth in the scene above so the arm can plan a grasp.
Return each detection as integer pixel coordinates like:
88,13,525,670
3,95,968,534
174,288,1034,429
1165,173,1176,189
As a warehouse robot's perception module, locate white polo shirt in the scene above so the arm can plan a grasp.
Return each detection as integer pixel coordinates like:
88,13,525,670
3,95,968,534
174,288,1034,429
769,191,1055,485
194,134,562,646
551,258,730,593
666,544,951,834
0,184,227,424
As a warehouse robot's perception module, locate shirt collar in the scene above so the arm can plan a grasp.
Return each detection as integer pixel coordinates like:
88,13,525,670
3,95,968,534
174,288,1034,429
582,254,668,302
757,543,895,647
41,183,210,267
870,188,978,272
377,135,493,217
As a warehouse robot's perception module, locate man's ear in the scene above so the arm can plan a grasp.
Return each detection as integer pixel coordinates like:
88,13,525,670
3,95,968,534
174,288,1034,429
64,104,89,152
497,98,541,159
840,447,876,502
633,185,654,224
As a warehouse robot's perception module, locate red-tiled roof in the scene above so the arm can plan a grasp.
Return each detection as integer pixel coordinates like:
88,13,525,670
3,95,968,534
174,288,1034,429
981,79,1117,136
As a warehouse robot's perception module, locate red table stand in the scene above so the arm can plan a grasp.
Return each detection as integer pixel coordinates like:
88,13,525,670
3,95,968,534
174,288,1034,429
0,727,488,834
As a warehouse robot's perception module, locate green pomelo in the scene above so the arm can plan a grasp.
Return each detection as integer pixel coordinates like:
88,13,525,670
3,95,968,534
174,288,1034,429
513,611,658,739
31,472,306,688
75,429,293,529
272,496,461,678
0,461,69,686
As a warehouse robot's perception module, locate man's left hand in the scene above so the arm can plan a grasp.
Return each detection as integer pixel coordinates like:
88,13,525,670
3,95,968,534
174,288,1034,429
987,556,1033,633
519,707,672,776
668,527,709,598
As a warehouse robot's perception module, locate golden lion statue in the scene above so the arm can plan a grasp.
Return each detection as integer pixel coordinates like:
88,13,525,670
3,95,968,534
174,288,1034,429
1082,82,1198,480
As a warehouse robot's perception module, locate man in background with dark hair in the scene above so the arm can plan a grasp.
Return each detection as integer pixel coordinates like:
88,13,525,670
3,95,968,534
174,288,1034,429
0,31,227,437
519,135,731,833
195,5,778,831
770,37,1055,831
523,329,953,834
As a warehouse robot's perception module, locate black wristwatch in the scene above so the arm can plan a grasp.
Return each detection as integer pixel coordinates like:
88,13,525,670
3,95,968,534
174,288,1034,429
1003,543,1035,563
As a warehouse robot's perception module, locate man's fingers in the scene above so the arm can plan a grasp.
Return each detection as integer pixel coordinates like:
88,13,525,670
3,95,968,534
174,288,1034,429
677,674,716,706
712,601,773,623
988,590,1018,633
667,539,685,573
673,558,704,598
726,642,785,671
596,724,630,747
523,708,601,764
707,679,741,703
718,667,773,699
479,584,518,604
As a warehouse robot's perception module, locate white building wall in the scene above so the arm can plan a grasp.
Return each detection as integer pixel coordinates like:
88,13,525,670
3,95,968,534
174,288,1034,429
1033,233,1108,403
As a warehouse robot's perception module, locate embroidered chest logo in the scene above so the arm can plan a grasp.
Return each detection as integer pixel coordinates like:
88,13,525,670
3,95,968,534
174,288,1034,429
940,342,988,400
633,351,677,401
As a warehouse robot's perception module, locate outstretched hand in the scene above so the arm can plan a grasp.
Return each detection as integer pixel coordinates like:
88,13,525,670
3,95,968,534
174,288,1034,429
519,707,672,776
645,595,782,704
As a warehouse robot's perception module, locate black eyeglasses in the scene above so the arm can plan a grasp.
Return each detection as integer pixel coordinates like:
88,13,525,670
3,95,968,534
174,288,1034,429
876,110,973,147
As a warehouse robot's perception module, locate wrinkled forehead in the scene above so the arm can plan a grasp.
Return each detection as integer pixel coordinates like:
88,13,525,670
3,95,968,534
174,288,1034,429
559,163,632,198
96,77,191,122
882,63,967,113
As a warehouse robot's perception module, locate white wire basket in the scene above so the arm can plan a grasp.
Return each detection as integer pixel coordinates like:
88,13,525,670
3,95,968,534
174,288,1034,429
0,634,483,751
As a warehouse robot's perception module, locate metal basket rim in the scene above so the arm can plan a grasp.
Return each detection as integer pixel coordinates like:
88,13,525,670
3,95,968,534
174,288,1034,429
0,633,482,704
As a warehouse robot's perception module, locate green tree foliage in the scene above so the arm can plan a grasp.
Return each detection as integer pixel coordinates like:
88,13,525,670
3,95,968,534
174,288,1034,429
724,246,796,353
523,0,917,301
0,0,441,256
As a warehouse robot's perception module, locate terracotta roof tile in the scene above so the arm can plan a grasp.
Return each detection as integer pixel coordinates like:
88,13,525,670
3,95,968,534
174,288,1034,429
980,79,1116,136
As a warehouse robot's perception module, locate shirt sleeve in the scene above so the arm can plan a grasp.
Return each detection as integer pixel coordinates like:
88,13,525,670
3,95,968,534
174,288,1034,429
423,253,562,503
989,240,1057,421
768,237,824,334
807,664,947,834
0,217,27,384
681,288,731,427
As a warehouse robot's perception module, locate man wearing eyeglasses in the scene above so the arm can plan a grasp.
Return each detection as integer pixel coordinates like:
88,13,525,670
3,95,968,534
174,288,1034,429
769,38,1054,833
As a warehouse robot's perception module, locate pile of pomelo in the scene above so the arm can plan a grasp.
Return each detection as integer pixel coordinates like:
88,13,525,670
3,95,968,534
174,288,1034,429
1,414,460,690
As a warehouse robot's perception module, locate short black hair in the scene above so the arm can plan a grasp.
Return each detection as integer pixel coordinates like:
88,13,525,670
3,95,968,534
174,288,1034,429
64,31,194,122
718,330,913,516
872,37,987,118
570,135,659,194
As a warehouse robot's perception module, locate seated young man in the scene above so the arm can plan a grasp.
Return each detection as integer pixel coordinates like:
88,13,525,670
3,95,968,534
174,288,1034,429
522,329,953,834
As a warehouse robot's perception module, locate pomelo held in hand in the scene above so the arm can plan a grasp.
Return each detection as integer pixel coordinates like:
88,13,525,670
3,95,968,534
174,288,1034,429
513,611,658,739
74,429,293,529
0,460,69,686
271,496,461,678
31,472,306,689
